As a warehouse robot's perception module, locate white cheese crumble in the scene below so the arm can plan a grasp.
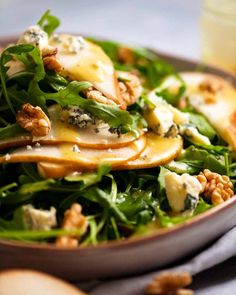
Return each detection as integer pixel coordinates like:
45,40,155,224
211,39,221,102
26,145,32,150
22,205,57,231
66,36,85,53
152,106,174,136
145,92,188,138
18,25,49,53
51,34,86,54
164,171,202,212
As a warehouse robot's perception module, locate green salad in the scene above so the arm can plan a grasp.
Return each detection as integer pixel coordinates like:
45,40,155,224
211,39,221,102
0,11,235,247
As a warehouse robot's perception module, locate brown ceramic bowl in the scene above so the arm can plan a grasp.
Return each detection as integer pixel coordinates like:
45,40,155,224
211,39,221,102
0,36,236,281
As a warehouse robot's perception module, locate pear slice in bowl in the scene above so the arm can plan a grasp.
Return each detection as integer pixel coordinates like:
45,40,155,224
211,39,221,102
0,135,146,169
115,132,183,170
0,105,143,150
180,72,236,150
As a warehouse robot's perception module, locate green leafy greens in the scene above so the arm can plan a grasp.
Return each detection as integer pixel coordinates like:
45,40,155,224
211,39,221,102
37,10,60,36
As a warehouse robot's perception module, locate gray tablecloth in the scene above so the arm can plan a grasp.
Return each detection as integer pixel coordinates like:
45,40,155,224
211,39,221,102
79,227,236,294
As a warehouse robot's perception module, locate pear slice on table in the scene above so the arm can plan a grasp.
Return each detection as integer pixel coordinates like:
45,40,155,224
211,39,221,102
114,132,183,170
180,72,236,150
0,269,86,295
49,34,124,107
0,135,146,169
0,105,142,150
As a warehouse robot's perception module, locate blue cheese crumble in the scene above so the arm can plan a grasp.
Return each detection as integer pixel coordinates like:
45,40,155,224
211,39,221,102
61,106,96,128
22,205,57,231
18,25,49,53
164,171,202,213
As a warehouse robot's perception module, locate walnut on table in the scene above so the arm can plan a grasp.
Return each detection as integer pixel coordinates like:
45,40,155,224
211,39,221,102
146,272,194,295
56,203,88,248
196,169,234,205
16,103,51,137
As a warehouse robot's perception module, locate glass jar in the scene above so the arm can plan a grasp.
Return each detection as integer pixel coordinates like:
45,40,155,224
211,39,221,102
201,0,236,73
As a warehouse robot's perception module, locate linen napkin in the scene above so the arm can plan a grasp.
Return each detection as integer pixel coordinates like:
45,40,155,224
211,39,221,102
82,226,236,294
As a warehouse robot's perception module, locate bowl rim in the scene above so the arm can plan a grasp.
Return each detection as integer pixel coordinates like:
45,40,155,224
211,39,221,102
0,35,236,253
0,195,236,252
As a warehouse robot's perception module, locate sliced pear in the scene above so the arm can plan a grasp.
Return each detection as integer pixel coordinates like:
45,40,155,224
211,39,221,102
38,133,183,177
180,72,236,150
0,105,141,150
49,34,123,106
0,135,146,169
47,105,142,149
115,132,183,170
37,162,83,179
0,269,86,295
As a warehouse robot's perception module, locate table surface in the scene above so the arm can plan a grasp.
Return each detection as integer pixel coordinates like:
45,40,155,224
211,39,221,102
0,0,201,60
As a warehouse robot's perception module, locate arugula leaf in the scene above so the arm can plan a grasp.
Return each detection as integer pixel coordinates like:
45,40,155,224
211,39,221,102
188,112,217,141
0,123,25,140
0,179,55,205
157,167,168,201
0,47,17,114
154,74,186,105
82,187,129,224
94,39,175,88
230,162,236,178
0,44,45,115
37,10,60,36
41,71,68,91
165,160,203,175
21,163,43,182
179,146,228,175
116,189,155,225
65,164,111,186
145,61,174,89
4,45,45,82
0,207,25,231
0,228,84,241
29,80,140,133
156,198,214,228
194,198,214,215
156,207,189,227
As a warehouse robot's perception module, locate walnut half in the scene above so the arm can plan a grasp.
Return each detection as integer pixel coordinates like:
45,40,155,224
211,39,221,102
16,103,51,137
42,46,62,73
56,203,88,248
196,169,234,205
146,272,194,295
118,71,142,106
